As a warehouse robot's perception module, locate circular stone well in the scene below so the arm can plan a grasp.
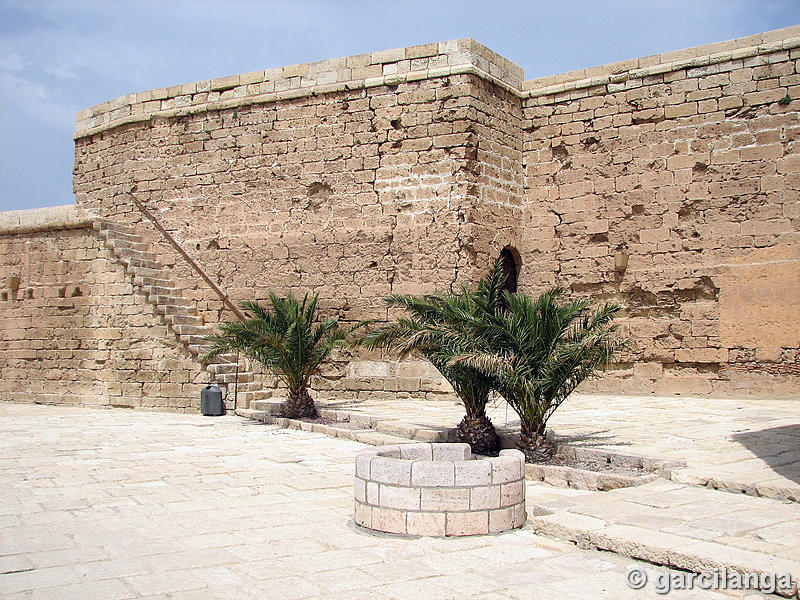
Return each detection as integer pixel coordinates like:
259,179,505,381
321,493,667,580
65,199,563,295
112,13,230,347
353,442,526,536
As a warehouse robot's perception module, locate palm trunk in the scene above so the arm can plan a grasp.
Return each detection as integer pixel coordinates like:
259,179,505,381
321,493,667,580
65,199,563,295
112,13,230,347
283,387,316,419
456,407,500,456
516,418,555,463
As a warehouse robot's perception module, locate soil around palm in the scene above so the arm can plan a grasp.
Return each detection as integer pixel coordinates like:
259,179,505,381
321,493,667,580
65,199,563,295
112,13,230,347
537,455,654,477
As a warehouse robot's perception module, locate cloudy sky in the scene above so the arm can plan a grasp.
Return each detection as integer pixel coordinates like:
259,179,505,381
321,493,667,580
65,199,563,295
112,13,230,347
1,0,799,212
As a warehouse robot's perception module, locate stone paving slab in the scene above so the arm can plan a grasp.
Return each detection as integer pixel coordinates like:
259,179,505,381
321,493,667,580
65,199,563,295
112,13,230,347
292,393,800,502
0,403,757,599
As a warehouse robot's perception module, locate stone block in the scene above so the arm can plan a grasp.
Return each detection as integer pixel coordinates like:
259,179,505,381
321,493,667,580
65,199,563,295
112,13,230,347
513,503,527,528
371,506,406,534
420,488,470,511
470,485,501,510
379,484,421,510
490,455,523,484
446,511,489,536
354,477,367,502
406,43,439,60
349,360,390,377
354,502,371,528
366,481,379,505
489,507,515,533
371,47,405,64
400,443,433,461
411,461,455,487
432,443,471,461
455,460,492,486
406,511,446,536
376,445,402,458
500,481,524,507
370,457,412,486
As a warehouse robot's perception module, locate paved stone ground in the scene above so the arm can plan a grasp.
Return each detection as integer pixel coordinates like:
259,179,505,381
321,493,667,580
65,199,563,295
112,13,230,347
318,393,800,499
0,403,754,600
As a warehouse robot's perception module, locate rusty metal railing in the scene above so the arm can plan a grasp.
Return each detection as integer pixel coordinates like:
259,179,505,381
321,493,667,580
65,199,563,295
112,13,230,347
126,193,245,321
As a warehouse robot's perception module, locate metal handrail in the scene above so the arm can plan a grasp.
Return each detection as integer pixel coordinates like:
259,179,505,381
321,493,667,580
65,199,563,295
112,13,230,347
126,193,246,321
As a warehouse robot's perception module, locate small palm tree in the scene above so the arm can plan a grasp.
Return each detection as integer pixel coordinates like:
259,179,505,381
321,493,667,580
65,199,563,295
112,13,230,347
204,293,349,419
360,264,507,454
453,289,624,462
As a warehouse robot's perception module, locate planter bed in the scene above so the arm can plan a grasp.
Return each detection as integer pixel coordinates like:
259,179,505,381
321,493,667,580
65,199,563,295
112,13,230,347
524,445,684,491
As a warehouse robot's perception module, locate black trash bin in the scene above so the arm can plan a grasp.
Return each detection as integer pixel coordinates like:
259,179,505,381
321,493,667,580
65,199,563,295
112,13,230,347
201,385,225,416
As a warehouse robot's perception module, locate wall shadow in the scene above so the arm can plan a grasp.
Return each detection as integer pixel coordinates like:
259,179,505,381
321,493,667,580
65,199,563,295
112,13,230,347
731,424,800,485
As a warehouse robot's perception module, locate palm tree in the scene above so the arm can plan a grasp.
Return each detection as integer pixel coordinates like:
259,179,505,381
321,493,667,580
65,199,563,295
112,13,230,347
204,292,349,419
452,288,624,462
360,264,507,455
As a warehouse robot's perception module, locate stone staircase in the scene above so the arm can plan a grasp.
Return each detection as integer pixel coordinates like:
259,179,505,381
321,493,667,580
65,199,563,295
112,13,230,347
92,218,269,408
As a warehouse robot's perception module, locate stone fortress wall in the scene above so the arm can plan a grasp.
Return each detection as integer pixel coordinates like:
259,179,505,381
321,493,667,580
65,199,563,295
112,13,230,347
2,26,799,410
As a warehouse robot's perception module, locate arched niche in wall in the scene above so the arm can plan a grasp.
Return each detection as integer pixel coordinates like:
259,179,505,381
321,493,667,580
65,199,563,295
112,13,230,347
499,246,520,297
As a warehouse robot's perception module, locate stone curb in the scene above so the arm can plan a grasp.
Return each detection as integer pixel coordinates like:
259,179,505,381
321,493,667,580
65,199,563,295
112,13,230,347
524,464,660,491
527,512,799,598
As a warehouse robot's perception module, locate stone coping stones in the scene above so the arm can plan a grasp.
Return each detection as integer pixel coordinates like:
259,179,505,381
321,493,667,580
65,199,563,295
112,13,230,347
353,442,526,536
523,445,685,492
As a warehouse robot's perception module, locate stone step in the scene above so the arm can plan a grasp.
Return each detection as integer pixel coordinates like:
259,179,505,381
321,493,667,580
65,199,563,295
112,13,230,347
373,418,453,442
253,396,286,412
241,389,274,402
251,399,283,413
95,222,140,239
99,230,143,244
236,408,413,445
179,334,208,346
133,275,174,289
105,237,150,251
166,314,204,326
207,363,240,375
188,344,209,356
228,380,260,391
116,248,159,263
120,256,161,270
173,324,212,336
158,304,197,317
104,239,151,254
526,480,799,598
242,399,451,443
216,373,255,384
151,295,194,308
668,467,800,504
142,286,181,298
128,266,169,279
350,430,416,446
233,408,262,419
96,219,138,233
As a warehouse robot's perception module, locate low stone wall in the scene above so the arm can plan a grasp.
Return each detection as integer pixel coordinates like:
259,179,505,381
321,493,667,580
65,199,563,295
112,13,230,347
354,442,526,536
0,206,207,411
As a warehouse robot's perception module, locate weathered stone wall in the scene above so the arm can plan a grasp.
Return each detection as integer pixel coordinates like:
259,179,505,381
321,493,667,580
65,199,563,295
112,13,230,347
519,32,800,397
73,45,515,400
8,25,790,405
0,206,206,410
